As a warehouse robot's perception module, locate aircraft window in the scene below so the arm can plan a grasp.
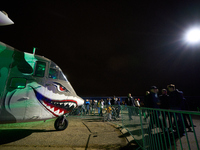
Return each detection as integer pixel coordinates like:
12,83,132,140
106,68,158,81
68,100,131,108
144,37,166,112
59,71,68,81
49,68,59,79
34,61,46,77
50,61,58,68
10,78,27,89
49,61,68,81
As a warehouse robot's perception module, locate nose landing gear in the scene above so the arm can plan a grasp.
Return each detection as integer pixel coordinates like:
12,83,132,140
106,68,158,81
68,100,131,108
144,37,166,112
54,114,68,131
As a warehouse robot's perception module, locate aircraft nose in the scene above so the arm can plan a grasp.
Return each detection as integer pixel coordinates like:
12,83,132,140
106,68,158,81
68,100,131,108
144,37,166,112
77,96,84,106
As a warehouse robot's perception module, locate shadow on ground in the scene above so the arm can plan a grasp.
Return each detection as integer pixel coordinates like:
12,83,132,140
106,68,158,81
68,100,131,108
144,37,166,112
0,129,56,145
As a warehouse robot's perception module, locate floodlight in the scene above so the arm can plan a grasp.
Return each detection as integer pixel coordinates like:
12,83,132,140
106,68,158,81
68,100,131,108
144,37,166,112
185,28,200,44
0,11,14,26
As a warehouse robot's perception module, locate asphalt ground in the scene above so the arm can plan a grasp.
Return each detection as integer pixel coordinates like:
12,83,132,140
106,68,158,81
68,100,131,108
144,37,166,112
0,116,137,150
0,113,199,150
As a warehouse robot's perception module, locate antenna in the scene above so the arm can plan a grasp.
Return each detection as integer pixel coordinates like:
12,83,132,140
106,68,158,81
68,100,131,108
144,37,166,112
33,47,37,55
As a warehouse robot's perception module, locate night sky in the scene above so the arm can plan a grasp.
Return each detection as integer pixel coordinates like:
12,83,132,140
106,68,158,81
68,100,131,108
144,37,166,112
1,1,200,97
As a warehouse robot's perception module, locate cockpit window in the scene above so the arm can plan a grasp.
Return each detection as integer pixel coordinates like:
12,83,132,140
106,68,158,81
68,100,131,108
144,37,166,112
34,61,46,77
59,71,68,81
49,68,59,79
48,61,68,81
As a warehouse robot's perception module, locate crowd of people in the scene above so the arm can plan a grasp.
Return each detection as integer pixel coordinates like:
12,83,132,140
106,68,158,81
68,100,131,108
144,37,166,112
141,84,195,136
70,83,195,135
72,97,122,120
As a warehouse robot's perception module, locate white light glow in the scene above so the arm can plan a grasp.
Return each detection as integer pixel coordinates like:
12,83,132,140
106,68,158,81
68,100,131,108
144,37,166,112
185,28,200,43
0,11,14,26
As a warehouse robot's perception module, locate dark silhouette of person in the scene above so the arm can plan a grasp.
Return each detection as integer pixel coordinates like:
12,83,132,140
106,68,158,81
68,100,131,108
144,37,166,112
125,93,135,120
167,84,185,136
146,86,162,133
159,89,170,129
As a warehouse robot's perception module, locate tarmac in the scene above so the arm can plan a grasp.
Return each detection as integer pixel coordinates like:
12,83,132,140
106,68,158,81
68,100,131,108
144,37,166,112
0,114,199,150
0,116,138,150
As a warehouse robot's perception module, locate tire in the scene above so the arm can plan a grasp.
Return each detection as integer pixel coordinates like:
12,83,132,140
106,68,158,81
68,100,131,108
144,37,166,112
54,116,68,131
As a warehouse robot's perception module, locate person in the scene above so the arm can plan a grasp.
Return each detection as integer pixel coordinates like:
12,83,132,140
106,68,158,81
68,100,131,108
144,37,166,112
125,93,135,120
81,104,86,115
143,91,150,106
97,100,101,115
179,90,195,131
116,98,121,118
167,84,185,135
85,99,90,115
134,98,140,115
100,99,104,116
146,86,162,133
134,98,140,108
111,96,116,105
159,89,170,129
181,94,194,132
93,100,97,115
142,91,150,120
146,86,160,108
107,98,111,106
159,89,169,110
167,84,184,110
106,104,112,121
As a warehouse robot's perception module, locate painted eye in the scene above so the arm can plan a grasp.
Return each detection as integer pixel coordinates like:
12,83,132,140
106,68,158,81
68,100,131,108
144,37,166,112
59,85,66,91
53,82,68,92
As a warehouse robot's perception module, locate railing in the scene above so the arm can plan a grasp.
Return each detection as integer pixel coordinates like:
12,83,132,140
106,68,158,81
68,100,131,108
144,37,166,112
69,105,200,150
120,106,200,150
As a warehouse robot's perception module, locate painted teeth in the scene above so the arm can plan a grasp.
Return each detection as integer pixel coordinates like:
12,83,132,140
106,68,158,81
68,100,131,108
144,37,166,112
63,102,76,108
42,101,76,115
51,107,55,112
60,111,64,115
47,101,76,107
54,109,59,114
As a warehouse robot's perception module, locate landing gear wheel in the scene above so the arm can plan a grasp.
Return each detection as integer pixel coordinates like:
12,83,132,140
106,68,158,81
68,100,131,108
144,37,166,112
54,116,68,131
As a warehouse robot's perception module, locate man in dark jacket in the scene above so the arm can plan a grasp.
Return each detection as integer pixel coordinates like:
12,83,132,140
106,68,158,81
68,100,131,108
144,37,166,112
167,84,184,110
146,86,162,133
125,93,135,120
159,89,170,128
146,86,160,108
125,93,135,107
167,84,185,135
111,96,116,105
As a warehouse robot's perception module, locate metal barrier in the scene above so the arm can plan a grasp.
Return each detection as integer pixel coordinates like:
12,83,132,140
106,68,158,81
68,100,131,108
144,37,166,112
69,105,200,150
120,106,200,150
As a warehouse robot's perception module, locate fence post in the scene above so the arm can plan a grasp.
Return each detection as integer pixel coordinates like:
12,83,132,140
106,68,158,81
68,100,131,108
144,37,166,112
139,108,145,149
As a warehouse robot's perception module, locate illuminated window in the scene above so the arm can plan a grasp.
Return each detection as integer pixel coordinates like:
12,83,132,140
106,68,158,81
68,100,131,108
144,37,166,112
34,61,46,77
10,78,27,89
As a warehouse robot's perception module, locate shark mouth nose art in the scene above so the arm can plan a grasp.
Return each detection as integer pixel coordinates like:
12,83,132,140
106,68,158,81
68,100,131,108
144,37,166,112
34,90,77,117
42,100,76,116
